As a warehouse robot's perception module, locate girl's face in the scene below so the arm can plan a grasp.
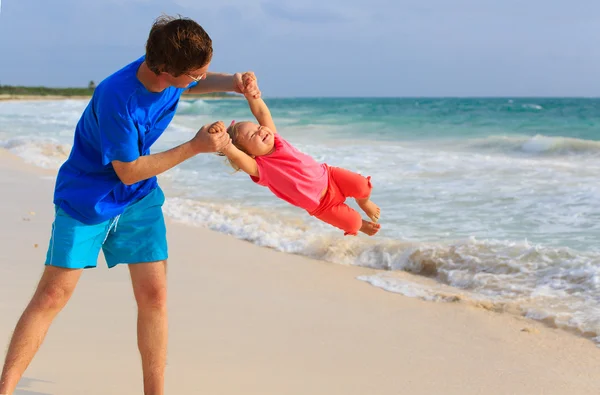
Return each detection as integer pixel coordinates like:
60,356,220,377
235,121,275,156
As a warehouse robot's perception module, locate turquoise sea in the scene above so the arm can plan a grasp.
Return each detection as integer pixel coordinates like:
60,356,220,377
1,97,599,342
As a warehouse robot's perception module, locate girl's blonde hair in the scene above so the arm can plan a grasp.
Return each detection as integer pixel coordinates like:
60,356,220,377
218,121,249,172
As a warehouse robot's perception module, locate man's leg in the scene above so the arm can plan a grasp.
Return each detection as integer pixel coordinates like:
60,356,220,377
0,203,107,394
128,260,168,395
0,266,82,394
103,186,169,395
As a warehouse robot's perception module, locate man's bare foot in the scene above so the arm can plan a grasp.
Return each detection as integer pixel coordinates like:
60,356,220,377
357,199,380,223
359,220,381,236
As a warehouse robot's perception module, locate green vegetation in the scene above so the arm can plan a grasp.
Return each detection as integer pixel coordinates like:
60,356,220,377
0,83,239,98
0,85,94,96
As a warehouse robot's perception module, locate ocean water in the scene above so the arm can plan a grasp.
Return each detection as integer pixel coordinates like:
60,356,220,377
1,97,599,342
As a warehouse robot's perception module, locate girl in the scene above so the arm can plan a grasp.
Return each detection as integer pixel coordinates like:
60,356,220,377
214,74,381,236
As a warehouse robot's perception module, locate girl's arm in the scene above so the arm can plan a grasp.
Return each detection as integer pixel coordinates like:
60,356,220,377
242,73,278,133
246,97,277,134
221,143,259,177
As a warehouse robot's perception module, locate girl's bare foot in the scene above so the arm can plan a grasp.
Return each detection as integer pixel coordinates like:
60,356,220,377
359,220,381,236
356,199,380,223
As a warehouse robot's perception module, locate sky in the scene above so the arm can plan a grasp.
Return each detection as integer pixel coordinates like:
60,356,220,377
1,0,599,97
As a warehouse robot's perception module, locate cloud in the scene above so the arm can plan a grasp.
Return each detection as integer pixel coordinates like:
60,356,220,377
1,0,600,96
170,0,263,17
260,2,346,24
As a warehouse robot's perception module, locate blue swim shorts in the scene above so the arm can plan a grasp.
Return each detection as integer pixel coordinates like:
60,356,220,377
45,186,168,269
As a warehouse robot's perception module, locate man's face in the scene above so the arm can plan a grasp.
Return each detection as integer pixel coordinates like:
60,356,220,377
165,62,210,89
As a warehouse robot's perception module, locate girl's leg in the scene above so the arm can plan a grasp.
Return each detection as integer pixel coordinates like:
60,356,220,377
356,198,380,223
315,203,380,236
329,167,380,222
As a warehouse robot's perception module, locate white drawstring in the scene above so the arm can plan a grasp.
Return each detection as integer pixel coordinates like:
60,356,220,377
113,214,120,232
102,214,121,244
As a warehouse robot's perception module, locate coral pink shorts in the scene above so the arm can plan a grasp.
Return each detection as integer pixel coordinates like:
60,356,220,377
309,165,372,236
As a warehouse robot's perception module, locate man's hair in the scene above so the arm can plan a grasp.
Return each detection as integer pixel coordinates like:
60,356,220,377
145,15,213,76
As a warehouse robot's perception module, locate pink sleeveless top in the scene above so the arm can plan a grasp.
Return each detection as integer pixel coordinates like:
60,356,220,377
250,135,328,212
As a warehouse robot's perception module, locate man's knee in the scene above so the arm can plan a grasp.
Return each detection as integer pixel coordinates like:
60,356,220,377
136,284,167,309
32,282,75,311
131,261,168,310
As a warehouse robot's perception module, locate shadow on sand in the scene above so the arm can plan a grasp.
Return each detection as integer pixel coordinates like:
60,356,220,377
13,377,53,395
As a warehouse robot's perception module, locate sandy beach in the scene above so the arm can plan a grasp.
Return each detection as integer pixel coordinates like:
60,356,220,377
0,148,599,395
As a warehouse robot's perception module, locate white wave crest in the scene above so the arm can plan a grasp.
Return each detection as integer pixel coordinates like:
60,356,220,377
163,196,600,343
1,137,71,169
459,134,600,156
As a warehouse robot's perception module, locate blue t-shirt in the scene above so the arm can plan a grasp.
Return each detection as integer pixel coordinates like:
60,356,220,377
54,55,196,224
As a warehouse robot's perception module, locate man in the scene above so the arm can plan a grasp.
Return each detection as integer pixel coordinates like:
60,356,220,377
0,15,260,395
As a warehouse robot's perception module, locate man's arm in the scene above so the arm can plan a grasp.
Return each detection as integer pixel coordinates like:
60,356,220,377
112,141,198,185
112,123,231,185
184,72,241,95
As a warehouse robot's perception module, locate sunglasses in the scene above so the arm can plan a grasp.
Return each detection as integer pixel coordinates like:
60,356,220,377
185,73,207,82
